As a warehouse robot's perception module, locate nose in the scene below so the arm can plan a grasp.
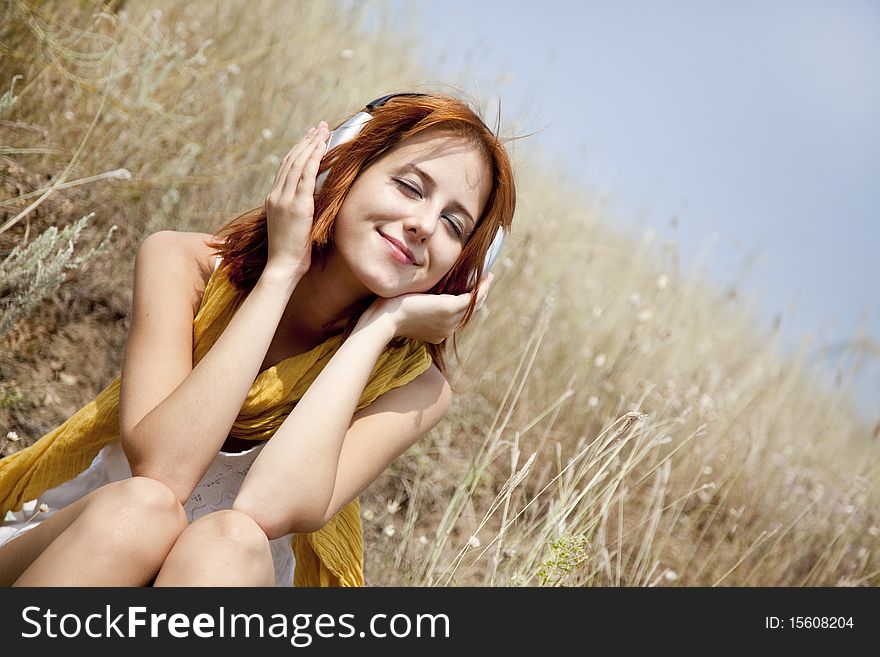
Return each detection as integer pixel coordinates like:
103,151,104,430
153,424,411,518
403,206,440,242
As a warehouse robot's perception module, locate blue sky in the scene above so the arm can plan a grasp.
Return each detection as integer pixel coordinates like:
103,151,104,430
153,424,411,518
363,0,879,421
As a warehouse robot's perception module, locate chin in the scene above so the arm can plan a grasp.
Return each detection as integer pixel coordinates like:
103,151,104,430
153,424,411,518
370,280,425,298
347,264,406,298
342,254,414,298
365,272,439,298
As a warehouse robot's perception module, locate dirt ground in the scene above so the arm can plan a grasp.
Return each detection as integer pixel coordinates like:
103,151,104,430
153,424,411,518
1,265,131,454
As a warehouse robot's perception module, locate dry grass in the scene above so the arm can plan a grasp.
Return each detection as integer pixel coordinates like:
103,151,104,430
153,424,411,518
1,0,877,587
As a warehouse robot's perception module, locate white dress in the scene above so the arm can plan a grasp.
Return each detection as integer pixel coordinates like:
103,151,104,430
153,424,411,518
0,441,297,586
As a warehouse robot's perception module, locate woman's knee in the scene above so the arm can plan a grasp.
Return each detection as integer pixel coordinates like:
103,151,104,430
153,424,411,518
85,477,188,543
187,509,271,558
5,477,189,586
154,510,274,586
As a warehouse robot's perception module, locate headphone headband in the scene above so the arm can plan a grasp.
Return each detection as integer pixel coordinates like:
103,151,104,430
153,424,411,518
365,92,429,112
363,92,493,133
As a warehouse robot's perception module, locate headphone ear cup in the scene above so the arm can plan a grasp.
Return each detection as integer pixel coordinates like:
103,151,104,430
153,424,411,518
466,228,505,291
314,110,373,191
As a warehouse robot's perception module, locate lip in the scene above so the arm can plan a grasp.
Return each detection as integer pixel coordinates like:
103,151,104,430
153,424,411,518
379,231,419,266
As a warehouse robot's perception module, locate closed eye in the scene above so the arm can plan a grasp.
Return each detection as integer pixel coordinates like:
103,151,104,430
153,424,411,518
393,178,465,239
393,177,423,199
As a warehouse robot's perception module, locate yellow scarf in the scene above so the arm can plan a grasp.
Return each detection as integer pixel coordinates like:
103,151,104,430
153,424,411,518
0,263,431,586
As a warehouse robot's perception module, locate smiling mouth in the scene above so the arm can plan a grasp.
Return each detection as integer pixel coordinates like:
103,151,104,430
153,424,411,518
379,231,418,266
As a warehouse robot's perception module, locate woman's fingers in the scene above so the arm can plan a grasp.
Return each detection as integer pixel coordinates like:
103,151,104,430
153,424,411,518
473,272,494,311
293,128,329,202
447,272,494,318
270,122,327,191
279,124,328,200
459,272,495,316
449,273,494,331
271,125,318,189
277,127,324,195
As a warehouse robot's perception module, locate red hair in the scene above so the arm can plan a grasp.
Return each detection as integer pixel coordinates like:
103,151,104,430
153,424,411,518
207,93,517,378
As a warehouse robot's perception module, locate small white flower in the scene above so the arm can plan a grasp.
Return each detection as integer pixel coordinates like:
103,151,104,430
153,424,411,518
663,569,678,582
5,431,19,442
593,353,606,368
587,396,599,408
385,499,399,514
468,536,481,549
109,168,132,181
701,466,713,476
637,309,653,323
697,487,714,504
418,535,428,545
340,49,354,60
363,509,374,521
38,503,49,513
383,524,396,537
261,128,273,140
656,274,669,290
868,526,879,537
63,110,75,121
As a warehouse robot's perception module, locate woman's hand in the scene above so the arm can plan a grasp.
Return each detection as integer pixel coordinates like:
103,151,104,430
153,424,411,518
358,273,495,344
263,122,330,276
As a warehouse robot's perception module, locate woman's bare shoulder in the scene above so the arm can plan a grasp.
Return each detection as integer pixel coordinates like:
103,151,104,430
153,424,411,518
141,230,221,314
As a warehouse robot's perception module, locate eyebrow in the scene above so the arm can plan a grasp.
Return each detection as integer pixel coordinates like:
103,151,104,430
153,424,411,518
402,162,477,229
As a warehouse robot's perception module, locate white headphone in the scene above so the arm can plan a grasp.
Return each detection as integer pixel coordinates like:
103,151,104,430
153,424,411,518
315,93,505,290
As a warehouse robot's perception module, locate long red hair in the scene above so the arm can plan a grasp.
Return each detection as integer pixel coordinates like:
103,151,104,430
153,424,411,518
207,93,517,378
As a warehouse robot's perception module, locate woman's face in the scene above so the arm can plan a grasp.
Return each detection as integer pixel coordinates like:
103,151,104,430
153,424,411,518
333,127,492,297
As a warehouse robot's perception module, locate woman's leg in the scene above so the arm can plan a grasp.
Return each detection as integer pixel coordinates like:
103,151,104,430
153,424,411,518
153,509,275,586
1,477,188,586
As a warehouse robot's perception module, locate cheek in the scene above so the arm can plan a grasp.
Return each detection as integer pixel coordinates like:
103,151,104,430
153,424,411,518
428,246,463,281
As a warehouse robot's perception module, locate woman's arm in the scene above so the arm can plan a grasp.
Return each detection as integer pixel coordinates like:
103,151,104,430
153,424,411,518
121,125,328,503
120,231,302,503
232,283,493,539
233,316,452,538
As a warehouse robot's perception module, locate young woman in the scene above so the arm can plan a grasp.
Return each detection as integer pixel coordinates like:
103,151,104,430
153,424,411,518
0,92,516,586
